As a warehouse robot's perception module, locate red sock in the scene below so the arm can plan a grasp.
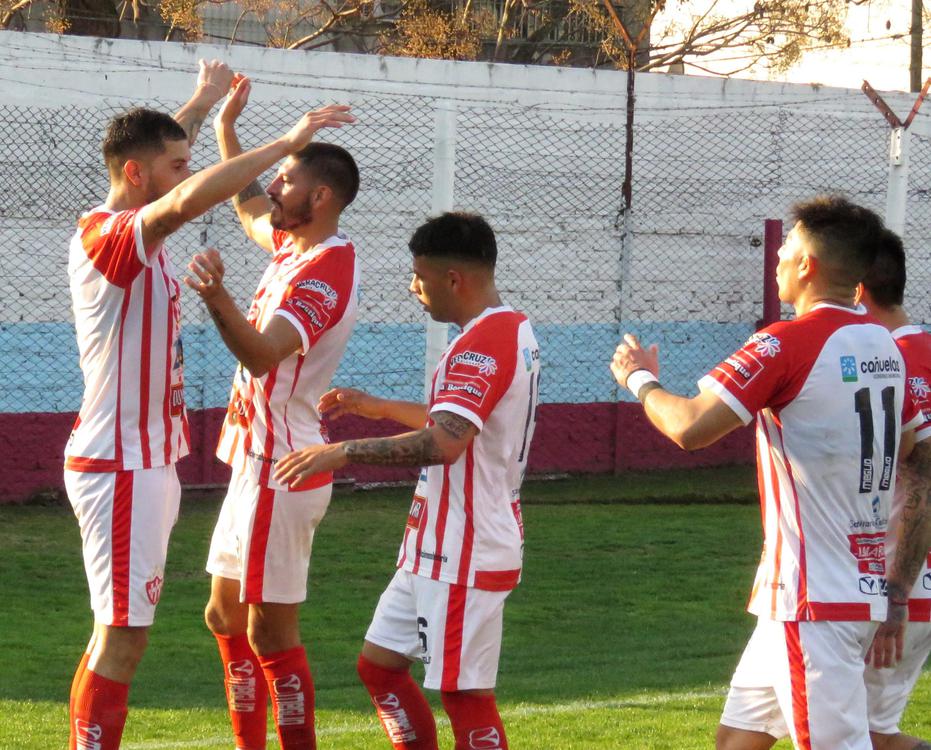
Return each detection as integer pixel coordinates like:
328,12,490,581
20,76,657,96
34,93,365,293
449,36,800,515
357,655,438,750
258,646,315,749
71,668,130,750
68,652,91,750
441,691,508,750
215,634,268,750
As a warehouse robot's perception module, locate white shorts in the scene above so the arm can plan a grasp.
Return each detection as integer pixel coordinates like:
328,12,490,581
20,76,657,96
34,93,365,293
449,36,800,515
65,465,181,628
720,617,877,750
864,620,931,734
365,569,510,692
206,470,332,604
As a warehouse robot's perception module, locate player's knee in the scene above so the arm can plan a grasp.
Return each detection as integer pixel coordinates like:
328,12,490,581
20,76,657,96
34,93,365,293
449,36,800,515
246,618,296,656
96,626,148,674
204,599,233,635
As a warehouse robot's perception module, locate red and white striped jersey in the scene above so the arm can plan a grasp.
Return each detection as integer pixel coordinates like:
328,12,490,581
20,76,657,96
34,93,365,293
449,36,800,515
216,230,358,490
889,325,931,621
398,306,540,592
65,206,190,472
699,303,922,623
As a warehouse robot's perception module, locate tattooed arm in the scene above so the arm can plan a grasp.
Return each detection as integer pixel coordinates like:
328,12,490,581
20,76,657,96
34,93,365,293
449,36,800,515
213,74,276,252
273,411,478,485
868,434,931,669
173,59,234,146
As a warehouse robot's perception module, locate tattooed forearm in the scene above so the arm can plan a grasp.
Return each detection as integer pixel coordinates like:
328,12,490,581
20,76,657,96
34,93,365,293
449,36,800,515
206,304,228,333
233,180,265,209
433,411,472,440
344,430,445,467
176,114,206,146
890,440,931,593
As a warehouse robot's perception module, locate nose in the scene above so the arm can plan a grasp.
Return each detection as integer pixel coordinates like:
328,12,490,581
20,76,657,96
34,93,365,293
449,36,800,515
409,276,418,294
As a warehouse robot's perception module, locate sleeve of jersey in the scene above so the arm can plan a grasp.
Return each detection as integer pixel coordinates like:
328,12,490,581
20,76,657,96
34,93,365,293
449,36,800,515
79,209,150,287
902,355,930,441
429,322,519,431
696,326,793,426
274,249,353,355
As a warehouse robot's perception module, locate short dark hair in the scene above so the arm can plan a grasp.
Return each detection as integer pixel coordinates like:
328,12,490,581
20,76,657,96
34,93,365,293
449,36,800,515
102,107,187,171
790,195,883,288
294,142,359,209
861,227,906,307
408,212,497,268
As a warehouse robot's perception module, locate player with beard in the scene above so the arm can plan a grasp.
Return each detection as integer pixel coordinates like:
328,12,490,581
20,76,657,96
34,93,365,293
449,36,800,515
186,75,361,750
65,62,354,750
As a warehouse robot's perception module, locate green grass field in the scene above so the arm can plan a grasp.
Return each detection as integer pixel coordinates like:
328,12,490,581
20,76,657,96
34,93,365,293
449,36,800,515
1,467,928,749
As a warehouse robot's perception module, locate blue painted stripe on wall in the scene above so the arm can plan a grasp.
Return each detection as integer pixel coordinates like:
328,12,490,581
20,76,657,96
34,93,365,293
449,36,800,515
0,320,760,413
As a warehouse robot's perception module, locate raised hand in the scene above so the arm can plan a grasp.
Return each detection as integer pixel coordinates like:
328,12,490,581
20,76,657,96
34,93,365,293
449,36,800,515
281,104,355,153
184,248,226,301
196,58,235,106
318,387,384,421
216,73,251,128
610,333,660,389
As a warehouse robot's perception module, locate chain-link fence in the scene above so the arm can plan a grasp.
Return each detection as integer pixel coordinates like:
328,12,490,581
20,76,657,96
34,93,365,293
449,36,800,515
1,81,929,477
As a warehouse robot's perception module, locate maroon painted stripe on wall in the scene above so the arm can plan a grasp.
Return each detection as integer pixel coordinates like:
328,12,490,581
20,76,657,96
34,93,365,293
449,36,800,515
0,404,754,502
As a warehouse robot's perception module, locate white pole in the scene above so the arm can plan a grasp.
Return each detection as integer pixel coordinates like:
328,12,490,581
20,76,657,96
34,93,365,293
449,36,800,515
425,101,456,400
885,126,909,236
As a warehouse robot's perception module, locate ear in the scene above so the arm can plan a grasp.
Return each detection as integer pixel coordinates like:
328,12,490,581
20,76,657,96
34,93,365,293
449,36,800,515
312,184,334,208
122,159,145,188
446,267,464,290
854,282,865,305
798,252,816,281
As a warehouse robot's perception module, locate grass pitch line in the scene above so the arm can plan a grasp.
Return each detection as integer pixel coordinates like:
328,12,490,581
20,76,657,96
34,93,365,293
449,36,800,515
122,688,727,749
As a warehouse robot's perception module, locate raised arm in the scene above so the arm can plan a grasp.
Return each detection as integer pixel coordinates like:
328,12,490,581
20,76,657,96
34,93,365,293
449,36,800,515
140,104,354,254
272,411,478,486
173,59,235,147
214,75,276,253
610,333,743,450
318,387,429,429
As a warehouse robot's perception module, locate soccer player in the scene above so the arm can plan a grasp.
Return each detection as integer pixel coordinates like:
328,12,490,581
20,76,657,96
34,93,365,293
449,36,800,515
273,212,540,750
857,229,931,750
65,59,354,750
187,75,359,750
609,196,931,750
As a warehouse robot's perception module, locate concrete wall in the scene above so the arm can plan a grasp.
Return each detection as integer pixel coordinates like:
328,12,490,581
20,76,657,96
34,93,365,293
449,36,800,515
0,31,927,500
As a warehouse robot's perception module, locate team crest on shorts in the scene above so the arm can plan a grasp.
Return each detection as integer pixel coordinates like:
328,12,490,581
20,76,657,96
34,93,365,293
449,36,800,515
145,571,164,605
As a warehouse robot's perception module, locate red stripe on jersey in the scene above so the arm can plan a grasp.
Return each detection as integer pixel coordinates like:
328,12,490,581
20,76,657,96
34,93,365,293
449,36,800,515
258,368,279,487
473,569,521,591
431,466,452,581
244,486,275,603
411,500,430,576
440,584,468,692
775,416,810,619
111,471,134,626
456,446,476,586
908,599,931,621
160,258,173,466
283,354,306,451
64,456,122,472
138,268,153,468
762,417,785,619
805,602,871,620
114,287,133,466
784,622,812,750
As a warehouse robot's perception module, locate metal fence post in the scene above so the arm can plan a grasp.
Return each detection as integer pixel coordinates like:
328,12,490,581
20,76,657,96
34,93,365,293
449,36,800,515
885,126,910,235
762,219,783,328
425,101,456,400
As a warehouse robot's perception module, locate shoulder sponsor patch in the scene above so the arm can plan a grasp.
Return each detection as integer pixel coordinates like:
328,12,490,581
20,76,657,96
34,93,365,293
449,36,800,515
295,278,338,310
748,332,781,358
287,297,331,333
438,374,489,407
910,376,930,400
449,350,498,375
717,348,765,389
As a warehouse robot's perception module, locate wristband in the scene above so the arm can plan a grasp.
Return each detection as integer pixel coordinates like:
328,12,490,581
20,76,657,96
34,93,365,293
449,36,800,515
625,369,659,400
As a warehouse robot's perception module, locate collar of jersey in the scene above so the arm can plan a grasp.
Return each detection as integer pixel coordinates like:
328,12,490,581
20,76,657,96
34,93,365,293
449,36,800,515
808,301,867,316
892,324,926,339
279,231,351,259
462,304,515,333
